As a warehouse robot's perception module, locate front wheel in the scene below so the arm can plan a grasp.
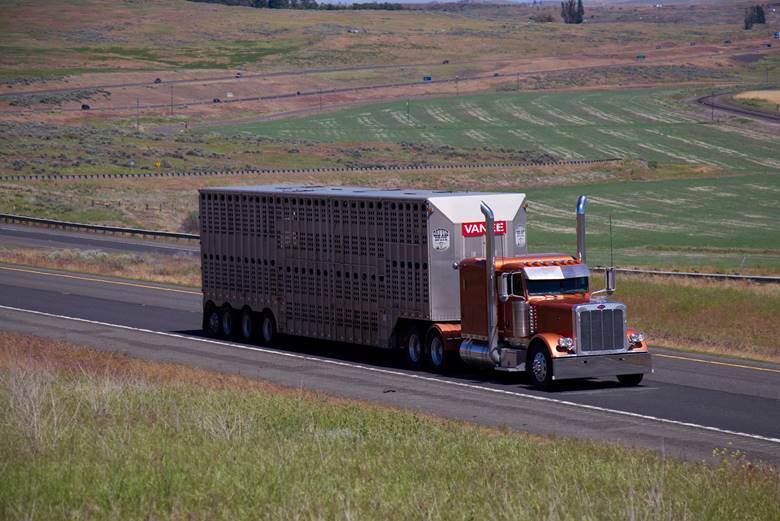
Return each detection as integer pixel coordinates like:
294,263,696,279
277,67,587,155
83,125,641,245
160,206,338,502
617,374,644,386
528,344,553,390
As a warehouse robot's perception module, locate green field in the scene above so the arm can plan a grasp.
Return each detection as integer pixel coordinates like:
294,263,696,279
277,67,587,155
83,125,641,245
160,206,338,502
525,174,780,271
211,88,780,172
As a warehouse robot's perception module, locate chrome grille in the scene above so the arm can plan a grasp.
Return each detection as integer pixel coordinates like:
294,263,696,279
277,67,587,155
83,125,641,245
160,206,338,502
577,308,625,352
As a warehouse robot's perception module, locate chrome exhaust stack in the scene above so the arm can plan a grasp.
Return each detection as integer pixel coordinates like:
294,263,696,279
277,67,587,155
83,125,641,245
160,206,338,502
480,201,500,365
576,195,587,264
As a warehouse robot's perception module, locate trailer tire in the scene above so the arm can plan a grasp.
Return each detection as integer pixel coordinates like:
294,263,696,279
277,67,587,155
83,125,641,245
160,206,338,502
240,307,255,341
528,343,553,390
402,325,424,370
425,328,450,374
259,311,277,346
204,304,221,338
617,373,643,386
221,305,236,338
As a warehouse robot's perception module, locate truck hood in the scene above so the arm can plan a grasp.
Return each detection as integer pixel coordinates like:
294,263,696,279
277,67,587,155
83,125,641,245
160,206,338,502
531,297,590,337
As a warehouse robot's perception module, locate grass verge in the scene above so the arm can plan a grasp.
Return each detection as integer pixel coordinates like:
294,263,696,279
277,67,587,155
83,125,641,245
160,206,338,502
0,247,200,287
1,332,778,520
613,275,780,363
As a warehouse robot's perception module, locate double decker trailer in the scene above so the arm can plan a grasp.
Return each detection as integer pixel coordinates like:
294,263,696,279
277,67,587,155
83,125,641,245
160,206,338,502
199,184,651,389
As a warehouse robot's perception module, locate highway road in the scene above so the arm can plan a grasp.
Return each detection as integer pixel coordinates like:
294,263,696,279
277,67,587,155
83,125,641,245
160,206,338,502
0,223,197,255
0,263,778,465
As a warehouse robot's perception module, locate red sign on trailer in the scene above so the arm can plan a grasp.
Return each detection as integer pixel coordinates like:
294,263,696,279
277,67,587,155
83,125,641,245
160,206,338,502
461,220,507,237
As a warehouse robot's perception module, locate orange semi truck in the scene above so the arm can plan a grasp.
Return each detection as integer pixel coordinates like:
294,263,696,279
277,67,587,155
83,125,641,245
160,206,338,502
199,185,651,389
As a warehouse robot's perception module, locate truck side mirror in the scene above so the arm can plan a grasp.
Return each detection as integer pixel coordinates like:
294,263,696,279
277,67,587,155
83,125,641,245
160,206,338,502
499,274,510,302
605,267,616,295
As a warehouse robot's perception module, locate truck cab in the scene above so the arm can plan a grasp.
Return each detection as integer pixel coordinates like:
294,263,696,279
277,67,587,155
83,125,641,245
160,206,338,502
453,197,651,389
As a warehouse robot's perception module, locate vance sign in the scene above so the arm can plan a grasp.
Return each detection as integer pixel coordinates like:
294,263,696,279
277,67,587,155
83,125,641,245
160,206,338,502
461,220,507,237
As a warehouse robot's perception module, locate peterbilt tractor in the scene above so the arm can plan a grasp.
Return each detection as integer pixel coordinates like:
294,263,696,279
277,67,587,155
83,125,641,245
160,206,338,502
199,185,651,389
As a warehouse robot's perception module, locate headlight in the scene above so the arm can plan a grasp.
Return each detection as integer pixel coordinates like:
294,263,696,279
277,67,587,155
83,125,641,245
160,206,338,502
629,332,645,344
557,337,575,350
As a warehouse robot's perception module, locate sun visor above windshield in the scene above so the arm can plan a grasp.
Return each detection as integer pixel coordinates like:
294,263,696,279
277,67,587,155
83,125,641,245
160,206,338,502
523,264,590,280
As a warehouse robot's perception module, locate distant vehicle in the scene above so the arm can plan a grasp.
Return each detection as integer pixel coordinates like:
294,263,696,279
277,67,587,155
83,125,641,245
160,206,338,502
774,31,780,39
636,54,646,60
763,43,773,48
493,72,500,77
235,72,242,78
689,42,696,46
723,40,732,44
442,59,449,64
212,98,221,103
655,45,661,49
154,78,162,84
423,76,432,82
81,103,90,110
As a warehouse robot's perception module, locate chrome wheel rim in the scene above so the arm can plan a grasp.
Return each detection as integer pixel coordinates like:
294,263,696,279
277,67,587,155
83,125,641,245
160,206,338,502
430,336,444,368
241,313,252,339
407,334,422,364
532,352,547,383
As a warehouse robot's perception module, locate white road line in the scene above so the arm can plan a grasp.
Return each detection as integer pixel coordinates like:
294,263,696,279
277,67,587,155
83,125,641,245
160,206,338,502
1,304,779,445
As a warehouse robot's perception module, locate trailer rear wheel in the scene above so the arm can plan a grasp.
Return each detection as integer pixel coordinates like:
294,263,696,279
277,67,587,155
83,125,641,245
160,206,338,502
204,305,221,338
240,308,255,341
402,326,424,370
529,344,553,390
221,305,236,338
259,311,277,345
617,374,643,386
426,329,450,373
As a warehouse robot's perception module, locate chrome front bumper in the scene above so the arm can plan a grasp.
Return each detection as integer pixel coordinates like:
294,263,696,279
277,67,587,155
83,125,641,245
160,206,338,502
552,351,652,381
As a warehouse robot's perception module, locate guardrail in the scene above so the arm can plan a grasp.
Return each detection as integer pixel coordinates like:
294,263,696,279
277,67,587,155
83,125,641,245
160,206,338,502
0,158,621,182
3,213,777,283
0,213,198,241
593,266,780,284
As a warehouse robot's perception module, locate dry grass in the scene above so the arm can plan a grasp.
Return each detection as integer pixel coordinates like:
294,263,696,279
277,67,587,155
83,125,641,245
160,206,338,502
0,246,200,287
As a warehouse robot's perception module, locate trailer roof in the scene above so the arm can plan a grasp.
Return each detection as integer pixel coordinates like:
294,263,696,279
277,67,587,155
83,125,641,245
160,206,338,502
201,184,523,201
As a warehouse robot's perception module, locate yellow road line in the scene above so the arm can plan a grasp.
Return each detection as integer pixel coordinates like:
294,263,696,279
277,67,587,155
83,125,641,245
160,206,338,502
0,265,200,295
654,353,780,374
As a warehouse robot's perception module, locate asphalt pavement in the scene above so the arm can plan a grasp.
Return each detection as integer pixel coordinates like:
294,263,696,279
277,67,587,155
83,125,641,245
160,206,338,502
0,262,778,465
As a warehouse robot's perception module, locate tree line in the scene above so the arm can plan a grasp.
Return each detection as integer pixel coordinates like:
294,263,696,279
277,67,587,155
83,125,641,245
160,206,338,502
561,0,584,24
189,0,402,10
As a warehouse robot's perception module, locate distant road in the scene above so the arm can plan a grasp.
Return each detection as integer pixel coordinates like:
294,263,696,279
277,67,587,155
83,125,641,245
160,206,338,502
2,45,770,117
696,91,780,123
1,263,778,465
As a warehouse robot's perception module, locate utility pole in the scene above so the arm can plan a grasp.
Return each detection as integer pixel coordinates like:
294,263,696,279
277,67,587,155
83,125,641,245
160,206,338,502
319,88,323,112
516,72,520,91
455,76,459,96
406,99,410,119
711,91,714,122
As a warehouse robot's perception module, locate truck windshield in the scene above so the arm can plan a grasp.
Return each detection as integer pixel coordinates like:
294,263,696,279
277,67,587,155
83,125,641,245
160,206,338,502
523,276,589,296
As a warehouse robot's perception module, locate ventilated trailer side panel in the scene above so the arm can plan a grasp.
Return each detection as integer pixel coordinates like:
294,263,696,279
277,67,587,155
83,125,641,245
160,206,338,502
200,185,527,349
